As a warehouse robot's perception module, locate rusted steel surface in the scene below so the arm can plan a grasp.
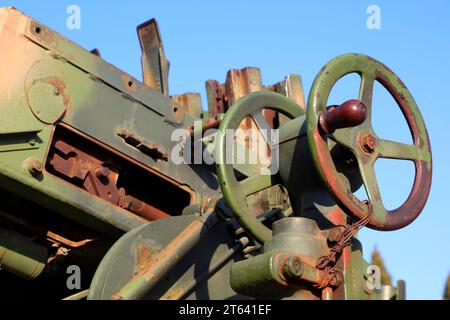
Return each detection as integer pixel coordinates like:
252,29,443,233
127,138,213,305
123,195,170,221
359,132,377,153
225,67,263,106
206,79,227,117
187,116,222,137
49,139,124,205
206,67,306,127
135,244,156,270
269,74,307,113
225,67,273,136
56,124,190,194
171,93,203,118
45,230,94,248
137,18,169,95
47,128,181,221
116,128,168,161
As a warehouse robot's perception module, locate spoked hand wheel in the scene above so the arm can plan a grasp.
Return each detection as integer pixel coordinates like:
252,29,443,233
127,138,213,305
307,53,432,230
215,91,303,243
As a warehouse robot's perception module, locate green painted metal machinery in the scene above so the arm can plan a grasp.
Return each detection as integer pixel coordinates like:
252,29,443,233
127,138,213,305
0,7,431,300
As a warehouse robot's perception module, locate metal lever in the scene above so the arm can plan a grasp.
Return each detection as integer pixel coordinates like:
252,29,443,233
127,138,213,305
318,99,367,134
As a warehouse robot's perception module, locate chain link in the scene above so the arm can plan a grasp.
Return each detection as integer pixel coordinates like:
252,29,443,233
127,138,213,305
315,207,373,289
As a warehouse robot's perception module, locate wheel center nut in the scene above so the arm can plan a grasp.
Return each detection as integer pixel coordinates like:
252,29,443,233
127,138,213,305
360,133,377,153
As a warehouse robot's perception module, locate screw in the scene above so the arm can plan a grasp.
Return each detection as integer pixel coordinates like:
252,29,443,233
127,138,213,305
360,133,377,153
27,159,43,175
283,256,304,279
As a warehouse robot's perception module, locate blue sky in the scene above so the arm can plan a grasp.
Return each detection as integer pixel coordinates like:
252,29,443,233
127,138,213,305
3,0,449,299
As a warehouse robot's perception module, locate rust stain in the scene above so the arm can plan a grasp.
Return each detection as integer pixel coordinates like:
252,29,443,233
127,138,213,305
327,206,346,226
124,195,170,221
138,218,208,282
343,247,351,270
136,244,154,269
45,77,71,109
160,287,186,300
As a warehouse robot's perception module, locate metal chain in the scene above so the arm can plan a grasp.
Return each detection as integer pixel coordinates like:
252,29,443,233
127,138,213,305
314,207,373,289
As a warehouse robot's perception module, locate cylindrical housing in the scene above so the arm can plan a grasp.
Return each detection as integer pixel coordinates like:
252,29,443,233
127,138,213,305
0,227,48,280
230,252,288,298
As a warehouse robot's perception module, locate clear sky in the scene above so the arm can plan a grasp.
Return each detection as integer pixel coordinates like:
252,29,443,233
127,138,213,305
2,0,449,299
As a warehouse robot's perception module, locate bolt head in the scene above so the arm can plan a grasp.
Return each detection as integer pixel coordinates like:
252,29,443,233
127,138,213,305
360,133,377,153
94,166,110,179
26,159,43,175
283,256,304,279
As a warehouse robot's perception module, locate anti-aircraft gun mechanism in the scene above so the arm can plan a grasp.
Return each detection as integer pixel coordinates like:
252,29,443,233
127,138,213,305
0,8,431,300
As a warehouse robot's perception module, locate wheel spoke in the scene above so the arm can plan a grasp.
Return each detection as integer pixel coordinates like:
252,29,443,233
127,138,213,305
358,73,375,124
251,111,273,147
330,127,356,150
377,139,422,161
240,173,277,196
358,160,384,212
